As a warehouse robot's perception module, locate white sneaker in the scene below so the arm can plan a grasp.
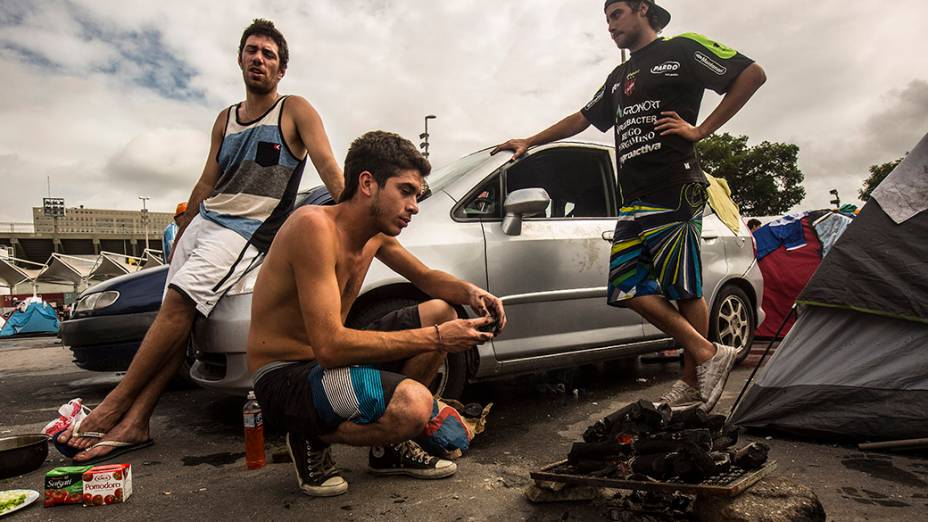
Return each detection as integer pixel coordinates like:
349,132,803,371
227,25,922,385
656,380,704,408
697,343,738,412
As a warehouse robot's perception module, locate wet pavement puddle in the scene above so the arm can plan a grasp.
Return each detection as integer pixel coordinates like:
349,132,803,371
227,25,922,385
838,487,911,507
841,454,927,488
182,452,245,467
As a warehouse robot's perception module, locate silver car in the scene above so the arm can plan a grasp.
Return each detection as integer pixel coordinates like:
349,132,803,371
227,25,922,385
189,141,765,398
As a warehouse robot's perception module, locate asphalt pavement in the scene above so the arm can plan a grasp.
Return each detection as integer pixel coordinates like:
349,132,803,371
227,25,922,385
1,337,926,521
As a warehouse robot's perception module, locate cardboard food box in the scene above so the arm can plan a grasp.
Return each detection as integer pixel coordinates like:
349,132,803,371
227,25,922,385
44,466,93,507
82,464,132,506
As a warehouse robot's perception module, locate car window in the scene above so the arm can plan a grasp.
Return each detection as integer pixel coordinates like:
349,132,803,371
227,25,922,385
505,148,614,219
455,175,502,219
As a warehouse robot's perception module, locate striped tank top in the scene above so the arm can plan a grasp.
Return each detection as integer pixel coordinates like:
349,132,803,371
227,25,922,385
200,95,306,252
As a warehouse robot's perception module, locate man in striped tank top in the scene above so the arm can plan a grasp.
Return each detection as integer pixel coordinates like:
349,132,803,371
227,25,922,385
56,19,344,464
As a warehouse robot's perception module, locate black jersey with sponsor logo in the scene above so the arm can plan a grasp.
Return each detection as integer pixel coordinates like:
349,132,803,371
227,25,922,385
581,33,754,203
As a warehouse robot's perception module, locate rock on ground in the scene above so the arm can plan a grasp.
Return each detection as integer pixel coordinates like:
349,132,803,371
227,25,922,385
693,477,826,522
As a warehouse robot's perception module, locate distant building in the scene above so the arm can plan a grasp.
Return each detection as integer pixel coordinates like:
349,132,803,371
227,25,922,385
1,204,171,267
32,206,173,235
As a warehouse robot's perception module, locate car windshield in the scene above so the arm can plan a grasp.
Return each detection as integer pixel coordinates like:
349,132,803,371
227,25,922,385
419,149,498,201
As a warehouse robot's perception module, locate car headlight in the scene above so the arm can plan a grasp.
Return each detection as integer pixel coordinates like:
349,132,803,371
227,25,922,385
74,291,120,312
226,267,260,296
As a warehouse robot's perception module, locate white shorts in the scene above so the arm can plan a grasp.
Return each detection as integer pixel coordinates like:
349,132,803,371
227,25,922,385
165,214,261,316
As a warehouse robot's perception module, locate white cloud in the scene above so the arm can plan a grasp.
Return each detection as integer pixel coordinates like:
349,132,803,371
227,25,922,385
1,0,926,223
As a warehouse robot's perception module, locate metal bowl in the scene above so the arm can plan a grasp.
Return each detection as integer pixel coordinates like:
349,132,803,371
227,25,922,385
0,434,49,479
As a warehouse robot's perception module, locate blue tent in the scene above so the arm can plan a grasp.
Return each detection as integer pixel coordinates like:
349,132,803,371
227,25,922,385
0,302,60,337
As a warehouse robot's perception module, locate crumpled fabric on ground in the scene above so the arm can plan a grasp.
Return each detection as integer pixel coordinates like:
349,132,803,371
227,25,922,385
415,399,492,458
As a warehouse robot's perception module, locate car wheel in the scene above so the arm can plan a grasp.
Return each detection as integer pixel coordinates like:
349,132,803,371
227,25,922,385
347,297,468,400
709,285,755,364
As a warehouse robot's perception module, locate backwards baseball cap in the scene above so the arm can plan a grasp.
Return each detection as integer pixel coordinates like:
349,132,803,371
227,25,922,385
603,0,671,30
174,201,188,217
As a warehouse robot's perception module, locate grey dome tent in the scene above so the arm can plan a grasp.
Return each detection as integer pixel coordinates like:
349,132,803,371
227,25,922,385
731,132,928,441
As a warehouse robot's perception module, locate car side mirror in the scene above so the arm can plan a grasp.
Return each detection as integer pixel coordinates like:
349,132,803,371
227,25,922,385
501,188,551,236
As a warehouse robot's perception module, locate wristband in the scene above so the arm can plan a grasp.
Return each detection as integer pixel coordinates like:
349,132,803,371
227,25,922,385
434,324,444,352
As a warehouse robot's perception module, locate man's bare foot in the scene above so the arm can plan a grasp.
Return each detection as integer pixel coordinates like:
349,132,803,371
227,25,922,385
56,404,125,451
72,418,151,463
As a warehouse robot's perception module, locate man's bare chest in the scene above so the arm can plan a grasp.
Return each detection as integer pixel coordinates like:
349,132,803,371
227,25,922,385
336,252,375,305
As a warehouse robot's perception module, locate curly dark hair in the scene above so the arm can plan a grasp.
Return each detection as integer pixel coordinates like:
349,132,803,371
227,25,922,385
238,19,289,71
340,131,431,202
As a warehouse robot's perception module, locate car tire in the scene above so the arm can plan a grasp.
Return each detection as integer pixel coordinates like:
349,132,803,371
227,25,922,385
347,297,467,400
709,284,756,365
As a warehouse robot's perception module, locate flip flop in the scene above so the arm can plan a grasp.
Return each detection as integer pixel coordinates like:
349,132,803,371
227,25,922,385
74,439,155,466
51,417,105,458
72,416,106,440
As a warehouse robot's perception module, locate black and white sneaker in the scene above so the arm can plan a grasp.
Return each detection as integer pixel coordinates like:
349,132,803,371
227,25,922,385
368,440,457,479
285,432,348,497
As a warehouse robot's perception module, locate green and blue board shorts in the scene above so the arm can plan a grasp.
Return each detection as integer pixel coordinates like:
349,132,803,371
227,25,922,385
608,183,707,305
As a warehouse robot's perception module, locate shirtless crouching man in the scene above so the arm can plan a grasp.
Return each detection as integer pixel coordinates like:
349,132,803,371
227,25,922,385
247,131,507,497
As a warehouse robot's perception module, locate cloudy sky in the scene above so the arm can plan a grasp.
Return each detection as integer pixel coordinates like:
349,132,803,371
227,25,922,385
1,0,926,222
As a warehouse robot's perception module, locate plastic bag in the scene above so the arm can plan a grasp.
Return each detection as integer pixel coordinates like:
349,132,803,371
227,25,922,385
42,398,90,437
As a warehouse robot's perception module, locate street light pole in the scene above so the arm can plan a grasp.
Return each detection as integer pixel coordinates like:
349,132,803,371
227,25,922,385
138,196,150,253
420,114,437,158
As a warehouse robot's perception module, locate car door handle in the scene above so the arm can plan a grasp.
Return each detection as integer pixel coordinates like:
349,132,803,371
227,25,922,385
601,230,614,242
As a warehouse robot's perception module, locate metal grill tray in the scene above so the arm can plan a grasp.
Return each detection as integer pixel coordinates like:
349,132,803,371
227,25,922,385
530,460,777,497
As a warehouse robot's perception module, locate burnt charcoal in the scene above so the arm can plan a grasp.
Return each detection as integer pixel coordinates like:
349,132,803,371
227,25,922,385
666,404,727,432
711,452,732,474
584,400,672,443
631,452,678,480
712,423,740,450
568,441,631,465
567,398,771,487
729,442,769,470
634,437,712,457
582,418,610,443
671,446,716,483
572,459,617,475
639,429,713,452
631,443,716,483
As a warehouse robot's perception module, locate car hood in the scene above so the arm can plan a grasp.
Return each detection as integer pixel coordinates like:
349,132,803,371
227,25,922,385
79,265,169,297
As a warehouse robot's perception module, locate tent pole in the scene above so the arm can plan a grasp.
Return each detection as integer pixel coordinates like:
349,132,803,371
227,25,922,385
858,438,928,452
727,304,798,421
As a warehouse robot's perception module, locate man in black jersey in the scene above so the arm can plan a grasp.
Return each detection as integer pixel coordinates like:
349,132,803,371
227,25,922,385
494,0,765,411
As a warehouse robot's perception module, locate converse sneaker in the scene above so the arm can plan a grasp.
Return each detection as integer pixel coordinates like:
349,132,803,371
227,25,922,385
697,343,738,412
656,380,704,408
368,440,457,479
285,432,348,497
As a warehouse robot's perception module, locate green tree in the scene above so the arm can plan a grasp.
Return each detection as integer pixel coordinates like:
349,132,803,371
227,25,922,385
696,133,805,216
859,157,903,201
